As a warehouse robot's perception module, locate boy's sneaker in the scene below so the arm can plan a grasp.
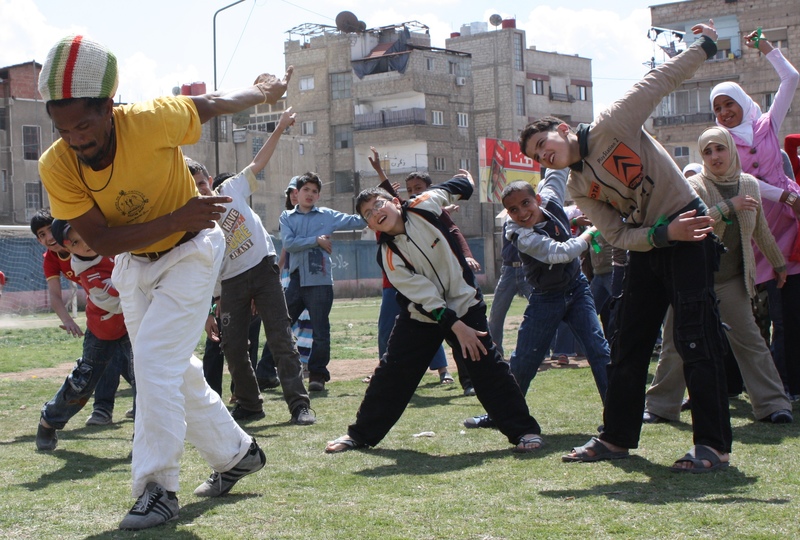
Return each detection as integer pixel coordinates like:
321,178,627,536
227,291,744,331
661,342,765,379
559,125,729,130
463,414,495,429
125,408,135,419
119,482,179,530
230,404,265,422
290,404,316,425
36,421,58,451
193,439,266,497
85,411,112,426
308,374,326,392
257,376,281,390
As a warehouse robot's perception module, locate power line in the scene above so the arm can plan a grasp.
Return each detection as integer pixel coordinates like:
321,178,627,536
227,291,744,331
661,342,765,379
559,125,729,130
278,0,334,23
219,0,258,87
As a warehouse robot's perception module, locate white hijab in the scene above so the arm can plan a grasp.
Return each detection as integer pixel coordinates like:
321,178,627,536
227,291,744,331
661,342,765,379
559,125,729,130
710,81,762,146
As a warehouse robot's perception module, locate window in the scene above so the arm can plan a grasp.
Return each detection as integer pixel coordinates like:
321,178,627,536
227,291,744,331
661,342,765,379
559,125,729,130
219,117,228,142
448,61,458,75
334,170,354,193
252,137,265,179
432,110,444,126
330,72,351,99
459,158,470,170
333,125,353,149
301,121,315,135
0,107,6,130
577,86,588,101
25,182,41,211
426,58,435,71
513,33,524,71
433,157,446,171
1,170,6,192
674,146,689,157
23,125,41,160
299,76,314,91
299,143,304,155
764,27,789,49
457,112,469,128
531,79,544,95
515,85,525,116
765,92,776,112
712,38,732,60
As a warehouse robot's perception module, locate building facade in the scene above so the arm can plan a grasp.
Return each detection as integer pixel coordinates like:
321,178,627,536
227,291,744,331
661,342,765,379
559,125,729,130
648,0,800,168
283,18,594,282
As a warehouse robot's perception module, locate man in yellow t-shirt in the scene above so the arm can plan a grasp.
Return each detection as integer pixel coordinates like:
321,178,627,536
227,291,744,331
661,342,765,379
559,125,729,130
37,34,292,531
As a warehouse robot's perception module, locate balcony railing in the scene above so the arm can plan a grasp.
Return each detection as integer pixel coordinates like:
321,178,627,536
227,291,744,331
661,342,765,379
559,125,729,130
549,90,575,103
354,108,427,131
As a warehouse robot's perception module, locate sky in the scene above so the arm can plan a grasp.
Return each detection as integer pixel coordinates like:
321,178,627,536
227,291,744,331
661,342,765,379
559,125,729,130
0,0,688,116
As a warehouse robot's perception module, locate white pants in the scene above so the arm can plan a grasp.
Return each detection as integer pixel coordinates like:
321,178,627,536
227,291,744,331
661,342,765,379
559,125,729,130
113,226,251,496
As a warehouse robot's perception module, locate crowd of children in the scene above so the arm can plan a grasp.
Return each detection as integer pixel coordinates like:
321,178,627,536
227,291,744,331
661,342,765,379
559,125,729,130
26,20,800,530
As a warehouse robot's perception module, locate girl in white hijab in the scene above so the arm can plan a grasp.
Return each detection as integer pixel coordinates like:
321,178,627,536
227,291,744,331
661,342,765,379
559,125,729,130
709,29,800,401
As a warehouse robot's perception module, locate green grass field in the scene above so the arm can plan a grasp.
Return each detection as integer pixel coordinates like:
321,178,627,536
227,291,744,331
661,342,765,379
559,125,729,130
1,296,799,539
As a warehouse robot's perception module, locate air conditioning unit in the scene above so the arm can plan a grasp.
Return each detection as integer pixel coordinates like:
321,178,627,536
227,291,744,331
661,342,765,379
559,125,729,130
456,76,467,86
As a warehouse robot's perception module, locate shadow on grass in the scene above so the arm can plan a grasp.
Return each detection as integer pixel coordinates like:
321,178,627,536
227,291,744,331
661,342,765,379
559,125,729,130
81,494,261,539
347,433,614,477
20,448,131,491
539,457,786,505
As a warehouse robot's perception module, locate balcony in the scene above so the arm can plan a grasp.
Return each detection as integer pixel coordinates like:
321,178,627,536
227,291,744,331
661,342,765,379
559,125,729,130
652,112,714,127
549,90,575,103
354,108,427,131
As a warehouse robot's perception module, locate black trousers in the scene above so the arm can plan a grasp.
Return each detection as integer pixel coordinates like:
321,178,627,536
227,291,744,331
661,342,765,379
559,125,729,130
348,303,540,447
602,236,732,453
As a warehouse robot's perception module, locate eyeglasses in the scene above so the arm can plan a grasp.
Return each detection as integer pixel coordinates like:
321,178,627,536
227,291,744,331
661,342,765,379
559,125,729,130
363,198,389,223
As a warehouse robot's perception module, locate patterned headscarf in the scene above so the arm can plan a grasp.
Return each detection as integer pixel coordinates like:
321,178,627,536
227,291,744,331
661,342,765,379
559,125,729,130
698,126,742,184
710,81,762,146
38,35,118,102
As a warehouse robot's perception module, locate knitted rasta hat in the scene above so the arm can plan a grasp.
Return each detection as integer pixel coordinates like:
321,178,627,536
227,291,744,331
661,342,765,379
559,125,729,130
38,35,118,103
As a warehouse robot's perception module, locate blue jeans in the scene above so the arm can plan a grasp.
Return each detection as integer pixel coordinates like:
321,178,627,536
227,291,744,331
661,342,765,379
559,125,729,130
379,287,447,370
285,273,333,381
590,271,613,337
41,329,134,429
92,339,135,418
488,264,531,358
509,274,609,402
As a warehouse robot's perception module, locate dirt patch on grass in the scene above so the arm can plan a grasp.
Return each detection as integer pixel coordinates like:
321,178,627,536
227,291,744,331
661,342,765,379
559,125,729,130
2,358,381,383
2,354,589,383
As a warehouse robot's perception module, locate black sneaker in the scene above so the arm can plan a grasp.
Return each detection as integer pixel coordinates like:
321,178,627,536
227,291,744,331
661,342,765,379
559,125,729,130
463,414,495,429
642,411,670,424
36,421,58,451
119,482,179,530
257,376,280,390
463,386,476,397
193,439,266,497
230,404,265,422
308,374,326,392
767,409,793,424
290,404,316,425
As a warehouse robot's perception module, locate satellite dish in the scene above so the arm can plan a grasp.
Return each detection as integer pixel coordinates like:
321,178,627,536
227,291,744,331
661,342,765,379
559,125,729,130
335,11,362,33
489,14,503,27
171,86,181,96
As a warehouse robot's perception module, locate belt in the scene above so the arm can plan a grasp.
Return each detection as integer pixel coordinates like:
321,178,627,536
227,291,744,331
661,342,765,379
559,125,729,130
131,231,198,262
505,262,522,268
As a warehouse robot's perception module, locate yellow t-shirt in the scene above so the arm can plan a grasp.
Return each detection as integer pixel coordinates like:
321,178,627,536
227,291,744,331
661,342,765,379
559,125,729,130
39,96,202,253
